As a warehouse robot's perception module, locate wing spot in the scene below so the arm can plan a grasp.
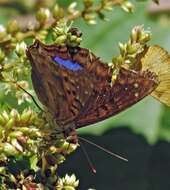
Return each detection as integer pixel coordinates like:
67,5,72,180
85,91,89,95
134,83,139,88
135,92,139,97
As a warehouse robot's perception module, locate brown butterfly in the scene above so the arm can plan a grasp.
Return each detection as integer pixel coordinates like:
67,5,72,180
26,38,170,146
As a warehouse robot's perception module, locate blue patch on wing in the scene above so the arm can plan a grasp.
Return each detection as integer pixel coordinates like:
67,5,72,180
53,56,83,71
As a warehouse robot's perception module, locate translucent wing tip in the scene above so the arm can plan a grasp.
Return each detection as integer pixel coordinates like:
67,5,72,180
141,45,170,106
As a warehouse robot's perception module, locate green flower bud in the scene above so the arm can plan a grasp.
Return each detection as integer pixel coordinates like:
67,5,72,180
36,30,48,42
16,42,27,57
9,131,23,138
83,13,95,21
3,142,19,156
6,118,15,129
70,35,77,42
54,35,67,45
7,20,19,35
2,111,9,123
0,166,6,174
127,44,138,54
0,25,7,42
11,138,23,152
76,37,82,44
0,114,6,125
83,0,94,8
53,4,65,19
0,49,5,63
131,27,139,43
53,154,65,164
119,42,127,55
61,141,77,154
36,8,50,25
63,174,79,188
68,2,78,14
140,33,151,44
10,109,20,122
121,1,134,13
62,187,75,190
20,109,32,124
54,27,65,36
103,2,113,11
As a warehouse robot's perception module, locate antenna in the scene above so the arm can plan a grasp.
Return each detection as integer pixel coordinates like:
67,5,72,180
1,80,44,112
16,83,44,112
78,136,128,162
79,140,96,174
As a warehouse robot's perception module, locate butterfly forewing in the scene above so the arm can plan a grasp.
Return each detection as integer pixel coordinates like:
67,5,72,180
27,41,98,125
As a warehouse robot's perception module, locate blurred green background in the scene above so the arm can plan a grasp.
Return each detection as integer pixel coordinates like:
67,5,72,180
1,0,170,189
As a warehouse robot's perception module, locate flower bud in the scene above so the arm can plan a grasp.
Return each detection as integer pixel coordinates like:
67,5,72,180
3,142,19,156
2,111,9,122
36,8,50,25
0,114,6,125
54,35,67,45
0,25,7,42
11,138,23,153
63,174,79,188
0,49,5,63
121,1,134,12
83,0,94,8
7,20,19,35
119,42,127,55
68,2,77,14
53,4,65,19
6,118,15,129
20,109,32,124
16,42,27,57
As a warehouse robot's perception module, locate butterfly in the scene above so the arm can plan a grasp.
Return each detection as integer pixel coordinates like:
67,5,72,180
26,38,170,143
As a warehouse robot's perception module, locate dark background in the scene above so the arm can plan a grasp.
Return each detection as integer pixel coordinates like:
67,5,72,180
60,128,170,190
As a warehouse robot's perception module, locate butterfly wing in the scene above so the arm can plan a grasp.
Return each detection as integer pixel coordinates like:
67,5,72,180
140,45,170,106
75,68,159,128
27,40,159,129
27,40,112,126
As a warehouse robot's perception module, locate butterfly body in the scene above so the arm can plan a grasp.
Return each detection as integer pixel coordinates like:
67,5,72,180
26,40,159,142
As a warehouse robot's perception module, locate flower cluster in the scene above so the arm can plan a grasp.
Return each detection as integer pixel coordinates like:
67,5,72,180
112,25,152,74
0,109,43,160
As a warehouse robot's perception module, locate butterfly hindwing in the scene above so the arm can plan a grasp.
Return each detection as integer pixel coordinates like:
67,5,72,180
75,68,159,127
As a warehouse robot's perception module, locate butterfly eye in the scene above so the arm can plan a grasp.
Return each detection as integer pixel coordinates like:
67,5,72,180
68,46,79,55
